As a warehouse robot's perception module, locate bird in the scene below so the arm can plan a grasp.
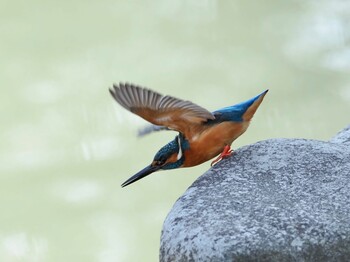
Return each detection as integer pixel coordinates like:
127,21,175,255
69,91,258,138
109,83,268,187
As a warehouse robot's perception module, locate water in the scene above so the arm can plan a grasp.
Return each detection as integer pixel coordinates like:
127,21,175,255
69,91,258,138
1,1,349,261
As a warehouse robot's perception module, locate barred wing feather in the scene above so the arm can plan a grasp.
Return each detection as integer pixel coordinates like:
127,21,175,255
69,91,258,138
109,83,214,138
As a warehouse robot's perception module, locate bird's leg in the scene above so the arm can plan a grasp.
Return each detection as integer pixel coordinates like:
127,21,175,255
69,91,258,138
211,145,234,166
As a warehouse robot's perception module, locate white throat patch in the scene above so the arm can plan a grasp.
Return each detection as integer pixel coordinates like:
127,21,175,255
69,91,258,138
176,136,183,160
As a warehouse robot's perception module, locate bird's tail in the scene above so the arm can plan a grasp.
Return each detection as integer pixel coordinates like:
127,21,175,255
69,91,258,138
242,89,269,121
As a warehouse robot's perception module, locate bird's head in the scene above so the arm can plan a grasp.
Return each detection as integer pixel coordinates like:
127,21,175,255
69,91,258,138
121,134,188,187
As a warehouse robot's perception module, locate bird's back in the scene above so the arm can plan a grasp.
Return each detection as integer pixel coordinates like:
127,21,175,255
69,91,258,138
207,89,268,125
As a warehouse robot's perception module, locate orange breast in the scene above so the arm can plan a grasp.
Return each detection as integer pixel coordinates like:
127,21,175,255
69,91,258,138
182,121,249,167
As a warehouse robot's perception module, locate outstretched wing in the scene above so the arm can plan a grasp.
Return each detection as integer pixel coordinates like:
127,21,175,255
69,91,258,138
109,83,215,138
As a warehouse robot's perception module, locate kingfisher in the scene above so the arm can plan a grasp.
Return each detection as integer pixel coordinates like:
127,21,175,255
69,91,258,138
110,83,268,187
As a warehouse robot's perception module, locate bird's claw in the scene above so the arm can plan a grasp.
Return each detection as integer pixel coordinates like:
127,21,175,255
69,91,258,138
211,145,234,166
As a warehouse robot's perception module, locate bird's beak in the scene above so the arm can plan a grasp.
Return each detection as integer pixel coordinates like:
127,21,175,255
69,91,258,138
121,164,160,187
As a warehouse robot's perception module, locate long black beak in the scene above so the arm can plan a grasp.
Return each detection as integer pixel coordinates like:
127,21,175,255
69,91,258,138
121,165,160,187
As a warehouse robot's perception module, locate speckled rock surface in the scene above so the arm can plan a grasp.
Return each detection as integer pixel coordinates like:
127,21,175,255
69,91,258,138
160,125,350,262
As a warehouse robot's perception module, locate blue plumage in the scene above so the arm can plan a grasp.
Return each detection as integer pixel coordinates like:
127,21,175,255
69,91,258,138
209,90,268,124
153,134,189,170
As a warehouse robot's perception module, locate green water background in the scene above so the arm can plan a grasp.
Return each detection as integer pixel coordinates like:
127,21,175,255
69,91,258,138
1,1,349,261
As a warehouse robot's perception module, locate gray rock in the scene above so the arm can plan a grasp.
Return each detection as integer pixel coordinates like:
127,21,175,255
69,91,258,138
330,125,350,144
160,125,350,262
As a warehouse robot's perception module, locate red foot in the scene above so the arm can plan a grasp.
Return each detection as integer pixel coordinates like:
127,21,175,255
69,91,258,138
211,145,234,166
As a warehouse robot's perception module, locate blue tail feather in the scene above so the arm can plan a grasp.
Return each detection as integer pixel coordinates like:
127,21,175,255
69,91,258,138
209,90,268,123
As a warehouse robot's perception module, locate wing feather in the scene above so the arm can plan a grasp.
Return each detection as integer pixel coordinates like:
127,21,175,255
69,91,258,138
109,83,214,138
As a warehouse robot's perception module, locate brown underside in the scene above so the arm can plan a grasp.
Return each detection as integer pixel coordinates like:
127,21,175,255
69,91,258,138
182,91,267,167
182,121,249,167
